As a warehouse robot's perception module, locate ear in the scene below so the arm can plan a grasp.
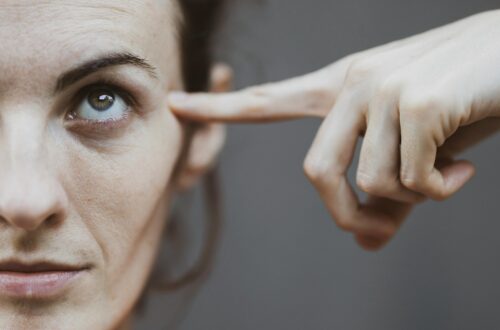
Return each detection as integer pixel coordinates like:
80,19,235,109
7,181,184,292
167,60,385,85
174,63,233,192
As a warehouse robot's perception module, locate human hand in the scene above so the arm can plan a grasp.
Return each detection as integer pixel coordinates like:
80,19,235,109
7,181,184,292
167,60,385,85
168,10,500,250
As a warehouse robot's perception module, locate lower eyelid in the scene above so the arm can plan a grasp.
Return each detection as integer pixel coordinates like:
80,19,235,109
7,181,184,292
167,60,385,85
65,109,133,135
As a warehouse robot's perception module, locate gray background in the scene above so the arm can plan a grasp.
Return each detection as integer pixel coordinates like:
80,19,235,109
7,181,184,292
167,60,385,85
137,1,500,329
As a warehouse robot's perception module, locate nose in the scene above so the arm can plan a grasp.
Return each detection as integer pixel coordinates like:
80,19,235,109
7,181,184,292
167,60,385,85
0,111,69,231
0,171,68,231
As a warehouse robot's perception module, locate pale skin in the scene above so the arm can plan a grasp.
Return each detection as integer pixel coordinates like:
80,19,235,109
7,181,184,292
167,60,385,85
1,1,499,329
168,9,500,251
0,1,226,329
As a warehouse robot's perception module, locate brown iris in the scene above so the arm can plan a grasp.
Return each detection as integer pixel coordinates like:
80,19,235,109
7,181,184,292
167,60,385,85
87,89,115,112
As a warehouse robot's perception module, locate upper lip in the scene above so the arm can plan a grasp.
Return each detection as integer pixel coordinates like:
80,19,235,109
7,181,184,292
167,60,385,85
0,260,90,273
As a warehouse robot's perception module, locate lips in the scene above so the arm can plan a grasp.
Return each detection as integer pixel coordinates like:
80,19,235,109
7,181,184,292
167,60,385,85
0,260,87,273
0,259,90,298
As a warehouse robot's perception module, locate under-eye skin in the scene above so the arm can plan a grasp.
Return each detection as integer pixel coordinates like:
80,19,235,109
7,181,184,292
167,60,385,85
65,81,138,135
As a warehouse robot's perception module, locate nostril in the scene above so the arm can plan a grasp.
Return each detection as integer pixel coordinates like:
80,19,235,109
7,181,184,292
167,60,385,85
0,203,66,231
45,213,62,228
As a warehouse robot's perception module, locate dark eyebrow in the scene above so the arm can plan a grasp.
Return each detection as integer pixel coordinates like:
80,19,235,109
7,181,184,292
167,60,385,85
54,51,158,94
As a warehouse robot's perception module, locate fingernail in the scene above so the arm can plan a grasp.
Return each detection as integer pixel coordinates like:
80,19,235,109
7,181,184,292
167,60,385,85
168,91,189,107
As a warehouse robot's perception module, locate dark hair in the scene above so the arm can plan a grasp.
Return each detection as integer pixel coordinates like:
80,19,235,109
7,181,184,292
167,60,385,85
177,0,227,92
133,0,227,317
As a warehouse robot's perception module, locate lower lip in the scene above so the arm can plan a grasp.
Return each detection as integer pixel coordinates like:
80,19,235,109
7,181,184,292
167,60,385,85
0,270,85,299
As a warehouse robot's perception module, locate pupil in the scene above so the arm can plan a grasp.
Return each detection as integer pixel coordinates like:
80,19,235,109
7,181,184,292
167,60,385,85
88,89,114,111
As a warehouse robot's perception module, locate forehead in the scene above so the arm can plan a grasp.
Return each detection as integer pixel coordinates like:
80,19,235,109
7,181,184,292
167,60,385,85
0,0,180,91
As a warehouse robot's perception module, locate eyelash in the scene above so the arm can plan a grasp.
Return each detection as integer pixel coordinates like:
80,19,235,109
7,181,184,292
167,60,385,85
66,80,138,132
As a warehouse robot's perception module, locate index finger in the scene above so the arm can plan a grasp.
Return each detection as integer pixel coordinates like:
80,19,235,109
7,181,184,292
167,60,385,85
167,65,343,123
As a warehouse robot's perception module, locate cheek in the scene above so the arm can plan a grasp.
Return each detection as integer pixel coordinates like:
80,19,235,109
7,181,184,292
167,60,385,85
63,107,184,287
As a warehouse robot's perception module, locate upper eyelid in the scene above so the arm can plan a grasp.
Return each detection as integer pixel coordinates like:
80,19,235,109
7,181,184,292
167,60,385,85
72,81,137,109
55,71,151,124
79,81,133,100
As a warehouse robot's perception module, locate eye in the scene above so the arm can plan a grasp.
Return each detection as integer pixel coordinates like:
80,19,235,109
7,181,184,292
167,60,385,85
71,86,130,122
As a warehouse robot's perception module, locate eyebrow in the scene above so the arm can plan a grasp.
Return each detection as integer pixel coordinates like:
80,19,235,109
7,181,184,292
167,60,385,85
54,51,158,94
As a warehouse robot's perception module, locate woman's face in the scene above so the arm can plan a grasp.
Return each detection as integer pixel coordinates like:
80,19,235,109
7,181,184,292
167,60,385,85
0,1,185,329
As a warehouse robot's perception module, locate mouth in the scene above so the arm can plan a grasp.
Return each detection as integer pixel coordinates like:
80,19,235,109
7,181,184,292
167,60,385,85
0,259,91,299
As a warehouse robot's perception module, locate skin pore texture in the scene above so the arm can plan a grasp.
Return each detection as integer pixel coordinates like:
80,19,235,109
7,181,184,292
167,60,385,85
0,1,225,329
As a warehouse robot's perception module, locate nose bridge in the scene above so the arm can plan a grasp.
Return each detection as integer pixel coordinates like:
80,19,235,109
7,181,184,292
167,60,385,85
5,110,43,159
0,108,48,179
0,108,68,231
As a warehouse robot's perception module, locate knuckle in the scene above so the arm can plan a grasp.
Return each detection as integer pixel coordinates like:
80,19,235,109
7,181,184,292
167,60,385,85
309,85,331,101
303,156,328,183
356,172,384,195
400,92,448,119
239,88,269,113
375,75,404,99
400,167,448,201
306,85,334,115
400,172,420,191
344,59,374,88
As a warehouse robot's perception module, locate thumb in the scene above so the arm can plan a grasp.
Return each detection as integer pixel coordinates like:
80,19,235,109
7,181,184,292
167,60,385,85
435,158,476,198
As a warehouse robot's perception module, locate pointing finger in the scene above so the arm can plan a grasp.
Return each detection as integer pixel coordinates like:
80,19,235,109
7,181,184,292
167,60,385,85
167,66,345,123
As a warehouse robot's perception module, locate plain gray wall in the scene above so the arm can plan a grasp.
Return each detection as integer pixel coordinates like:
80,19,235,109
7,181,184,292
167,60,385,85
137,1,500,329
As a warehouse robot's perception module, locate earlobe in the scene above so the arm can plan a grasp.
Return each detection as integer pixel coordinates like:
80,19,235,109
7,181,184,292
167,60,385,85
174,63,233,192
